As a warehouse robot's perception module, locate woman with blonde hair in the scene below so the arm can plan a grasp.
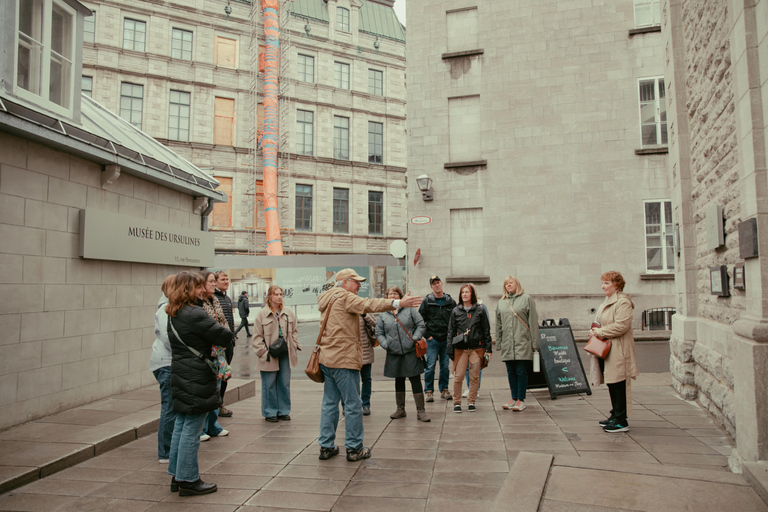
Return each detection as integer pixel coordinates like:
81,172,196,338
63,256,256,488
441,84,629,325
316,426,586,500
495,276,538,411
166,272,233,496
589,271,638,433
253,285,301,422
150,274,177,463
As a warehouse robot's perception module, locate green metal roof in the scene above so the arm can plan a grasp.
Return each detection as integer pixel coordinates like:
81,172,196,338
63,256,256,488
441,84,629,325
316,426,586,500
291,0,405,42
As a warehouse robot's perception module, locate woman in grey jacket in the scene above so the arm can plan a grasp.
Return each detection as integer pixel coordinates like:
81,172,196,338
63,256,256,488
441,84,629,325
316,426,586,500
150,275,175,463
375,286,429,422
495,276,539,412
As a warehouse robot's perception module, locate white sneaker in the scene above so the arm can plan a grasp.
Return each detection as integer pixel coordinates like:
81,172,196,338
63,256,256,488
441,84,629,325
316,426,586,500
462,389,469,398
517,402,526,411
200,434,211,442
216,429,229,437
158,458,169,464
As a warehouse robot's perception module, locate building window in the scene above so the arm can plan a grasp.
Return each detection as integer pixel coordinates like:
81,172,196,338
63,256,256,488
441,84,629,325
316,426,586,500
83,10,95,43
368,121,383,164
336,7,350,32
446,7,478,53
644,200,674,272
448,95,481,162
171,28,193,60
214,36,237,68
81,76,92,97
16,0,76,114
295,184,313,231
212,177,233,227
634,0,661,28
639,77,667,147
246,180,265,229
296,110,314,156
119,82,143,129
368,191,383,235
333,188,349,233
368,69,383,96
298,54,314,82
334,61,350,90
214,97,235,146
123,18,146,52
169,90,191,142
333,116,350,160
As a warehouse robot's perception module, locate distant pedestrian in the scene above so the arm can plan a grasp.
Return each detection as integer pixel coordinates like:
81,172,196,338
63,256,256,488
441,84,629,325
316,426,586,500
150,274,176,464
359,313,377,416
214,271,235,418
447,284,492,413
589,271,638,433
235,291,252,337
166,271,233,496
419,276,456,402
316,269,421,462
496,276,539,412
376,286,429,422
199,271,230,440
253,285,300,422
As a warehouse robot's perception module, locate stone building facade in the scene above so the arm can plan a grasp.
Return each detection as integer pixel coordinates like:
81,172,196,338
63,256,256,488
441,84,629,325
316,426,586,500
406,1,675,326
663,0,768,466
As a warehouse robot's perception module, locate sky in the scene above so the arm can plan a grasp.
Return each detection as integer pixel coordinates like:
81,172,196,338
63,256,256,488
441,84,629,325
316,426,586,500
393,0,405,26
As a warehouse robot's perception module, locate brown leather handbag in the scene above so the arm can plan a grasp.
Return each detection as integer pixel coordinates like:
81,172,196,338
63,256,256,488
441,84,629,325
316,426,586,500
584,321,611,359
394,313,427,359
305,295,339,383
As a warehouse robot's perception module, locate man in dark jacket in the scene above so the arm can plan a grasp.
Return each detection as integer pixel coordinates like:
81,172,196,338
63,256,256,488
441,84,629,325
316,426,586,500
214,271,236,417
235,291,252,337
419,276,457,402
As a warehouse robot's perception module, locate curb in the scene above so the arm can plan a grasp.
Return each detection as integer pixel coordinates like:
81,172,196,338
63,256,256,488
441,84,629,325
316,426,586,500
744,461,768,507
492,452,553,512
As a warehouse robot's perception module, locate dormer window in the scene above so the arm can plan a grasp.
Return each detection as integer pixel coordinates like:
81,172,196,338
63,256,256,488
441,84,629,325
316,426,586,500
336,7,350,32
15,0,76,116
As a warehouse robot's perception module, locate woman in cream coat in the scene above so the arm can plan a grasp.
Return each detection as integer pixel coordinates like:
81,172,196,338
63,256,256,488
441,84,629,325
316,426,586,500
253,285,301,422
589,271,638,433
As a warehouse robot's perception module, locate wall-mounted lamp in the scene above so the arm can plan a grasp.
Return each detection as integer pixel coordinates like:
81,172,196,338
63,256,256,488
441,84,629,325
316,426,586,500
305,23,311,36
374,37,380,50
416,174,433,201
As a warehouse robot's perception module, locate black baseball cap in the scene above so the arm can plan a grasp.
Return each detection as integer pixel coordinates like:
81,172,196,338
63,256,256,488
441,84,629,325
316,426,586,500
429,276,441,285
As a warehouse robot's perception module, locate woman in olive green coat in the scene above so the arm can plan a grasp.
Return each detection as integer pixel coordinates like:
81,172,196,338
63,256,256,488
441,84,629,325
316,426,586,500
495,276,538,411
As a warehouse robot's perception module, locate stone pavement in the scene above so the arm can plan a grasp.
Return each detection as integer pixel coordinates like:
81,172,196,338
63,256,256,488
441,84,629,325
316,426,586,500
1,373,767,512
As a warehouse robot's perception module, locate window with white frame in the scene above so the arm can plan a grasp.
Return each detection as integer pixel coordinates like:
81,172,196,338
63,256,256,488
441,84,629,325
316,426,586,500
120,82,143,129
123,18,146,51
171,28,193,60
333,188,349,233
336,7,350,32
16,0,77,115
333,115,350,160
298,54,314,82
83,10,95,43
295,184,313,231
168,90,190,141
644,200,674,272
334,61,350,89
81,76,92,97
368,121,383,164
296,109,314,156
639,77,667,147
368,69,383,96
634,0,661,28
368,191,383,235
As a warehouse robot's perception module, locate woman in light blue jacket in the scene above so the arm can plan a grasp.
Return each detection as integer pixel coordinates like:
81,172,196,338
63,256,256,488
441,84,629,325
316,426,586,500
149,274,176,463
375,286,429,422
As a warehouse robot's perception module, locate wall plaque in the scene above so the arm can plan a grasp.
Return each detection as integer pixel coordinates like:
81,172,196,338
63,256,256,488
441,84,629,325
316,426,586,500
738,218,759,259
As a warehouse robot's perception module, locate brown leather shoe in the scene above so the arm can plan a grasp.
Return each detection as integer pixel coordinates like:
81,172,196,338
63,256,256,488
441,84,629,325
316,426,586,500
219,406,233,417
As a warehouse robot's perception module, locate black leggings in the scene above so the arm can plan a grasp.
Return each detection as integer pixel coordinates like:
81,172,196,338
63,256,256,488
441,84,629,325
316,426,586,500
395,376,423,394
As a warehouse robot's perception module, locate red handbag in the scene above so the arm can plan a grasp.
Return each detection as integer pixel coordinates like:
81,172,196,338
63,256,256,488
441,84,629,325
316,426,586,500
584,321,611,359
394,314,427,359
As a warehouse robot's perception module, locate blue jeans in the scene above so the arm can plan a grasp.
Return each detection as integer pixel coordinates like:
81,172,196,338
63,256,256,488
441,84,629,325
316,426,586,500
261,355,291,418
319,365,363,451
203,381,223,436
360,363,372,407
424,338,450,392
168,412,206,482
153,367,177,460
505,360,529,401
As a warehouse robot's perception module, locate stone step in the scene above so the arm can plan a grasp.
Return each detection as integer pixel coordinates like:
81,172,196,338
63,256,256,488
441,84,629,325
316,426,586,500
744,461,768,506
491,451,553,512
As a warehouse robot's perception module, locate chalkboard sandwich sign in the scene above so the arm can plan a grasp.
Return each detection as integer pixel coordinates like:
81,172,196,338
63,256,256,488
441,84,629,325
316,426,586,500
538,318,591,400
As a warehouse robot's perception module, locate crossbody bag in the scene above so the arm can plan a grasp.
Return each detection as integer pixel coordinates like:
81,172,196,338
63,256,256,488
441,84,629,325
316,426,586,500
394,311,427,359
169,317,218,376
305,295,339,383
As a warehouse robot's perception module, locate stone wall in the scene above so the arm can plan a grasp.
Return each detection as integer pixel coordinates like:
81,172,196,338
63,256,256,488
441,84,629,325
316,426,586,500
0,131,195,430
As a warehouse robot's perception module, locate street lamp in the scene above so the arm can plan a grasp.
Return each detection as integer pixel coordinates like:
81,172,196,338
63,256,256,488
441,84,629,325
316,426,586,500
416,174,433,201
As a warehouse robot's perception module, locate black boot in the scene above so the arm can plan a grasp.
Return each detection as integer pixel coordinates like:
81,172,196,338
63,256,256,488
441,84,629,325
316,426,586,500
178,479,217,496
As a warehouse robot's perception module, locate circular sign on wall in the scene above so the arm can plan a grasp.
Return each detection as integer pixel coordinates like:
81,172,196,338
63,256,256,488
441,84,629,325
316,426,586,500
410,216,432,225
389,240,407,259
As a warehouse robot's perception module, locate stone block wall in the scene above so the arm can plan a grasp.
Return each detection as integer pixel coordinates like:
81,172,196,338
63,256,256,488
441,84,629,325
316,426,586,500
0,131,195,430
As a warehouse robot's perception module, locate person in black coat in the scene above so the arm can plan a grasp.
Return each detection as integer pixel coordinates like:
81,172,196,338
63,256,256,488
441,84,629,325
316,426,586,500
213,271,235,418
447,284,492,413
166,271,233,497
235,291,252,337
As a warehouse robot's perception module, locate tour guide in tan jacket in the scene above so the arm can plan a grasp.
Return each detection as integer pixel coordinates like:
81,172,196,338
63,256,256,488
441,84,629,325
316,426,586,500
316,268,421,462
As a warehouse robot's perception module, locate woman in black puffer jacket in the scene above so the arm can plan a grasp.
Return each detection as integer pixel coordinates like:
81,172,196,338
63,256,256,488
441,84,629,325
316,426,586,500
166,272,233,497
447,284,492,413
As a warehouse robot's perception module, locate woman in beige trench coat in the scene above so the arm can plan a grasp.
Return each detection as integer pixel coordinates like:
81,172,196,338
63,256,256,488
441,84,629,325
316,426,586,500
589,271,638,433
